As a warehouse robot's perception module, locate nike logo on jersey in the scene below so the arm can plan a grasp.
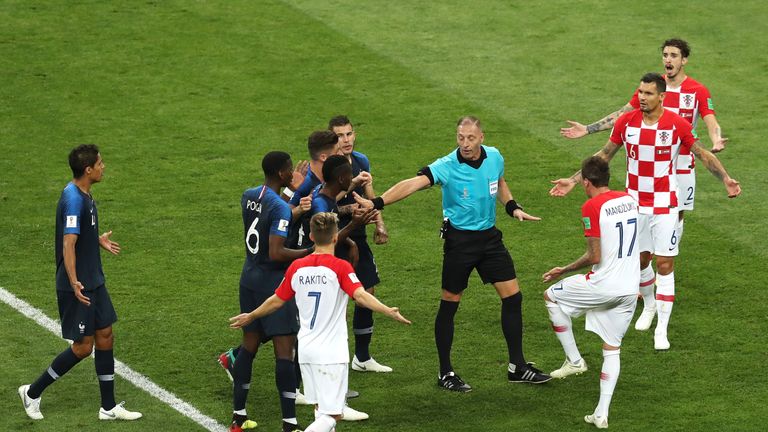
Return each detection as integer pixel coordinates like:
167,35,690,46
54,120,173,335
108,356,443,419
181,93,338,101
627,134,636,137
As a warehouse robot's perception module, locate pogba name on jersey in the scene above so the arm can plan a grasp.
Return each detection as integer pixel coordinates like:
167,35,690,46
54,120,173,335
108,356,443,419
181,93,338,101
298,274,329,285
604,202,636,217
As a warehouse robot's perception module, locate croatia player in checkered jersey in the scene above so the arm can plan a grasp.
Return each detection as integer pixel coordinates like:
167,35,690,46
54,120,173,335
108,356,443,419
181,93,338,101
230,212,410,432
551,73,740,350
543,157,640,429
559,39,730,332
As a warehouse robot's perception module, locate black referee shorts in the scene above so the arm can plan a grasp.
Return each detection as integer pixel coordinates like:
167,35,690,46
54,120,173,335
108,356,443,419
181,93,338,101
442,224,516,294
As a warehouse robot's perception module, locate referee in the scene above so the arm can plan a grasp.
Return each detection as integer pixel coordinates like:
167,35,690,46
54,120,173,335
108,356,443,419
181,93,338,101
355,116,551,391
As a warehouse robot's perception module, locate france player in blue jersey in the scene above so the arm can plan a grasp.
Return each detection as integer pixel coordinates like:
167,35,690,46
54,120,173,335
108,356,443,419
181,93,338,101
19,144,141,421
329,115,393,374
355,116,552,391
229,151,316,432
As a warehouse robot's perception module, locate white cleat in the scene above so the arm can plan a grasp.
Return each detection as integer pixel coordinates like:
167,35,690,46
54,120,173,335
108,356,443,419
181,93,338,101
634,307,656,331
654,331,670,351
341,404,369,421
295,389,311,406
351,356,392,373
18,384,43,420
584,414,609,429
550,358,588,379
99,401,143,420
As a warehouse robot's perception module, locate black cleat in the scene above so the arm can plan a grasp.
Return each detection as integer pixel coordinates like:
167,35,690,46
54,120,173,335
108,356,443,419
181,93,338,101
437,371,472,393
508,363,552,384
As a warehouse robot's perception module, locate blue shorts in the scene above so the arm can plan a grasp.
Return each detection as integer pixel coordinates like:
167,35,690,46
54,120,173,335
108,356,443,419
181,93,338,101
57,285,118,341
239,268,299,339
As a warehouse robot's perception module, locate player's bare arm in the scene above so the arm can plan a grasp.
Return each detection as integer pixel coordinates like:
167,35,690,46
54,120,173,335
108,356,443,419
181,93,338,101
550,140,620,197
352,287,411,325
353,175,432,209
63,233,90,306
337,207,378,244
542,237,601,282
364,180,389,244
229,294,287,329
702,114,728,153
496,177,541,221
269,235,313,262
690,142,741,197
98,230,121,255
561,104,633,139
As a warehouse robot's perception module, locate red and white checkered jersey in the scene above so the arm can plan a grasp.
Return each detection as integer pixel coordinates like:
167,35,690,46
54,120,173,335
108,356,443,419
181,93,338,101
609,109,696,214
582,190,640,296
629,76,714,174
276,254,363,364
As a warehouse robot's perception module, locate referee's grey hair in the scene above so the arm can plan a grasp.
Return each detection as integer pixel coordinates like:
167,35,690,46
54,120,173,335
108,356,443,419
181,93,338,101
456,116,483,132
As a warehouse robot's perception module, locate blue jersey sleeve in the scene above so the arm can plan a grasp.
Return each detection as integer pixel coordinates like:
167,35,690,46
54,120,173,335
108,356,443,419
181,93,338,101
353,152,371,173
269,197,291,238
62,186,84,235
428,154,453,186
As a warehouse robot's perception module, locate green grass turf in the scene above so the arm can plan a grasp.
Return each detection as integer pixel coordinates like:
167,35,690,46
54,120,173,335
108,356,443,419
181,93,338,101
1,0,766,430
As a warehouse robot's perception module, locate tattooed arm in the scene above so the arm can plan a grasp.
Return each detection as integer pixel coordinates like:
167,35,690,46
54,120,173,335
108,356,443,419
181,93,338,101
702,114,728,153
560,103,634,139
690,142,741,197
549,140,621,196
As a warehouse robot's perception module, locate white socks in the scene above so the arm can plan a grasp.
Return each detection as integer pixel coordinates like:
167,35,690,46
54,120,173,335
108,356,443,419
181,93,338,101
655,272,675,336
639,265,656,310
546,301,582,364
595,349,621,418
305,414,336,432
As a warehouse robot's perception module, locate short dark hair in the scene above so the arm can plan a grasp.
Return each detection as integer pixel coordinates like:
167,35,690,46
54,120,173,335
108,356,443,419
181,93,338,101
261,151,292,178
581,156,610,187
328,115,352,130
456,115,483,132
641,72,666,93
307,130,339,161
310,212,338,246
322,154,351,184
69,144,100,178
661,38,690,58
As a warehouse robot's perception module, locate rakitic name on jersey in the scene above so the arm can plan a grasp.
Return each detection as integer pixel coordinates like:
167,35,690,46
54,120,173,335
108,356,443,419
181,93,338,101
298,274,329,285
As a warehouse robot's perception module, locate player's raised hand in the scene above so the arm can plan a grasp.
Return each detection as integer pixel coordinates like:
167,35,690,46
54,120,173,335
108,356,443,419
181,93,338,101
550,178,577,197
542,267,566,282
725,178,741,198
352,206,379,226
352,192,374,209
99,231,121,255
386,307,412,325
72,281,91,306
298,195,312,213
711,137,729,153
352,171,372,189
290,160,309,190
512,209,541,221
229,313,254,329
560,121,588,139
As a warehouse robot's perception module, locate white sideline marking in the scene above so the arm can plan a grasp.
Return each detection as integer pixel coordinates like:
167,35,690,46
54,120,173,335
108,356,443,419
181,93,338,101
0,286,227,432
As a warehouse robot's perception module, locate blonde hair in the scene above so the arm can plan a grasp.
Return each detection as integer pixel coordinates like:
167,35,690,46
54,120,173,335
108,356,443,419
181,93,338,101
310,212,339,246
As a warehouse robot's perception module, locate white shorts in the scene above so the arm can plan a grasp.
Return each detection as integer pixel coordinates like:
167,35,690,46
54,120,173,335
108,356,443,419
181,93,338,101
677,170,695,211
637,212,680,256
300,363,347,416
547,274,638,347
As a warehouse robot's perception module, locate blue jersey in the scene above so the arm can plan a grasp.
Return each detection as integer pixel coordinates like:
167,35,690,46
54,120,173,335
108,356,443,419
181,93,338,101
240,186,291,287
337,151,370,239
289,184,338,250
289,169,322,207
55,182,105,292
429,146,504,231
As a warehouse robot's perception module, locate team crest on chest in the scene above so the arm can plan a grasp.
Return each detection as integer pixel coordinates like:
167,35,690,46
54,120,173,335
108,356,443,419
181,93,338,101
681,93,695,109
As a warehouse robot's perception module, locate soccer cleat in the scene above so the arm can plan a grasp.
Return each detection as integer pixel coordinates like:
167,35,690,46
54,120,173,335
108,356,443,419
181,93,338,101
508,363,552,384
98,401,143,420
437,371,472,393
346,389,360,399
282,420,303,432
634,307,656,331
295,389,311,405
654,331,670,351
351,356,392,373
18,384,43,420
584,414,609,429
550,358,588,379
341,404,369,421
218,348,237,382
229,419,258,431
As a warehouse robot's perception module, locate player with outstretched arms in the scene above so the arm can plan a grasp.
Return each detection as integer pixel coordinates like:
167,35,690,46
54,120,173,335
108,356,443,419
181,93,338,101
560,39,729,331
230,212,410,432
550,73,740,350
543,156,640,429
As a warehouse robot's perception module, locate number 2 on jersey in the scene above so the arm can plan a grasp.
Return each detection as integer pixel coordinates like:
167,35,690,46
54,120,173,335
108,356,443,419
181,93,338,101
307,291,322,329
615,218,637,258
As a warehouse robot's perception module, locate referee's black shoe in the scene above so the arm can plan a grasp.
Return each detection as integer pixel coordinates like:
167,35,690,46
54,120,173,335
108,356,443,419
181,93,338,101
508,363,552,384
437,371,472,392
